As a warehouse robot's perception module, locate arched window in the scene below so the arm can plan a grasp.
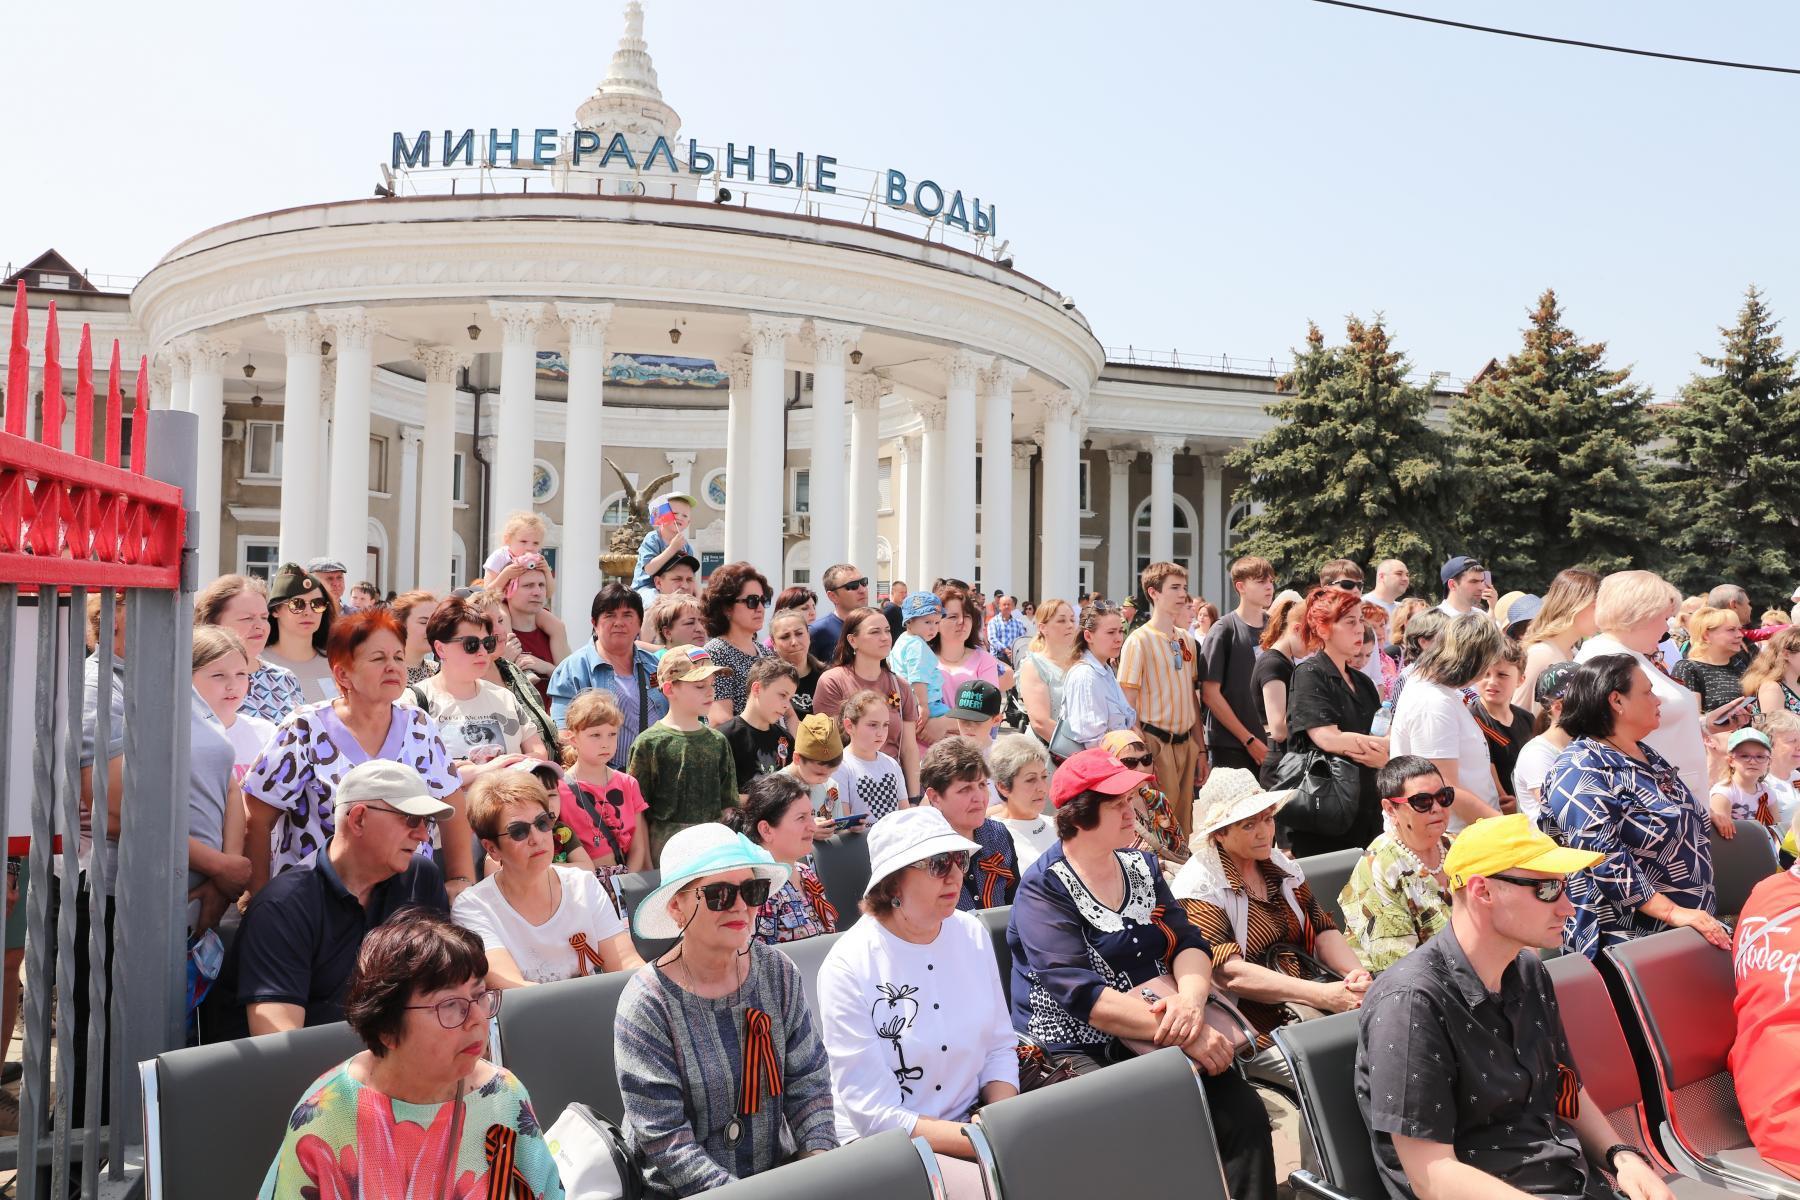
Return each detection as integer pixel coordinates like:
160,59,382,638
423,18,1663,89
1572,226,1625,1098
1225,499,1252,550
601,491,632,527
1131,495,1199,584
784,539,812,589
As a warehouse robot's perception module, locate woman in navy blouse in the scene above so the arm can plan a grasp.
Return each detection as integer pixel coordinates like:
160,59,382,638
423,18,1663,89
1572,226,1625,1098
1006,748,1276,1200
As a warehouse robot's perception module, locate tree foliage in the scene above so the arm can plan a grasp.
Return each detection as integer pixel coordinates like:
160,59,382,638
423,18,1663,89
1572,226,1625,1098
1229,316,1463,586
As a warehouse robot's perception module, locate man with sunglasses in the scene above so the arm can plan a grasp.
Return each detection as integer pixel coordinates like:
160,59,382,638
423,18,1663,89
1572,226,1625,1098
809,563,871,662
1355,815,1678,1200
229,760,453,1038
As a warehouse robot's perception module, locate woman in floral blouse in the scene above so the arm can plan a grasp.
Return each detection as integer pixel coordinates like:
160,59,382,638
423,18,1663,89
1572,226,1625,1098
734,774,838,944
1339,755,1456,973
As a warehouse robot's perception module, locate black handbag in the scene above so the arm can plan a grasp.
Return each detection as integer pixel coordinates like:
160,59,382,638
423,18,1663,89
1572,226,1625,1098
1271,747,1361,837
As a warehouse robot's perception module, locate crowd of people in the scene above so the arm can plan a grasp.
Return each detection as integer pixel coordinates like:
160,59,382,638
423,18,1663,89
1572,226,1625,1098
47,486,1800,1199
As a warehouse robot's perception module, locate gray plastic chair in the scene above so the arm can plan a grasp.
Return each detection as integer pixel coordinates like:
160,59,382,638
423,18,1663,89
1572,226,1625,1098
1294,848,1363,933
704,1129,943,1199
811,833,871,931
1270,1011,1383,1200
976,904,1012,1004
494,968,638,1124
617,869,677,961
1710,820,1779,921
775,930,845,1020
968,1046,1230,1199
141,1020,364,1200
1607,928,1800,1199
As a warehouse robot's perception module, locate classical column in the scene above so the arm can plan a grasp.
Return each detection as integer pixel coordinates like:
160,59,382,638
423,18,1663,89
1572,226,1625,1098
412,345,468,595
148,359,171,413
895,434,919,588
847,373,882,574
808,321,861,577
320,307,380,577
664,451,696,496
938,350,990,584
396,427,422,591
1037,391,1083,604
1106,448,1136,600
1149,435,1184,566
1200,452,1226,605
1010,443,1034,599
488,302,548,531
915,398,948,589
268,314,324,565
979,358,1026,594
181,335,237,577
745,315,802,574
557,302,614,629
723,353,753,562
318,358,336,501
167,346,190,414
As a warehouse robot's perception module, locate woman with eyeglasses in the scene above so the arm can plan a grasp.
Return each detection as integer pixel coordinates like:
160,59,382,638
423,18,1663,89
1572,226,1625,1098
195,573,305,724
1540,654,1731,960
451,771,640,989
931,581,1014,706
261,563,341,704
817,807,1018,1196
701,562,776,726
615,824,837,1197
402,596,549,785
729,773,838,944
1007,748,1276,1199
1338,755,1456,974
257,910,564,1199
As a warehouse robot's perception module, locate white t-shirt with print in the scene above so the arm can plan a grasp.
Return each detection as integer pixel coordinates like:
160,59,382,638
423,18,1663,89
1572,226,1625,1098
451,865,629,984
1389,677,1497,832
831,751,908,821
402,676,533,761
998,814,1057,870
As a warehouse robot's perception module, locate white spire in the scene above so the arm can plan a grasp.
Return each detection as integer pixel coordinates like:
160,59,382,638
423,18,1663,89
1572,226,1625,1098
576,0,681,144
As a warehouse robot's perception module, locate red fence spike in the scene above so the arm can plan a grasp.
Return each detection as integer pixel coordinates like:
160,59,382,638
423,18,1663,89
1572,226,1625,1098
5,280,25,436
40,302,61,448
75,325,93,458
104,342,122,468
130,355,148,474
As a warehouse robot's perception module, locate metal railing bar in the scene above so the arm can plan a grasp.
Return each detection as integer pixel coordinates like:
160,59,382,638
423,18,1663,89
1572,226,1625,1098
106,596,133,1183
19,586,56,1200
52,585,87,1200
84,589,114,1193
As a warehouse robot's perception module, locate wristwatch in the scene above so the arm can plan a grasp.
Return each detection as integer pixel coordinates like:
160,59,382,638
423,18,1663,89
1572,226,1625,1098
1602,1143,1643,1175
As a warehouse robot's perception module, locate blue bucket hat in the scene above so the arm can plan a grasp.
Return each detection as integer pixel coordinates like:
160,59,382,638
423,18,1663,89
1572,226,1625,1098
901,591,943,623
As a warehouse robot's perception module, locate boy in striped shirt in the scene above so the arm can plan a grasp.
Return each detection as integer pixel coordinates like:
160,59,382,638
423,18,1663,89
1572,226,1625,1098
1117,561,1204,834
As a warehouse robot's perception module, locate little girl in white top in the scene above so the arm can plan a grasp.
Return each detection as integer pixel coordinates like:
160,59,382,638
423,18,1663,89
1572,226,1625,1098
1711,727,1781,842
830,689,909,822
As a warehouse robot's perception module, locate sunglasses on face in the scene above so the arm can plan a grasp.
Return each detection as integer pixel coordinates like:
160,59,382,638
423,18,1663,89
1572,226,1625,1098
276,597,329,615
911,851,970,879
448,635,499,655
694,878,772,910
365,805,437,833
834,578,869,592
1386,785,1455,813
1116,752,1153,770
1487,874,1567,903
495,812,556,842
1327,579,1362,591
405,988,502,1029
737,594,767,610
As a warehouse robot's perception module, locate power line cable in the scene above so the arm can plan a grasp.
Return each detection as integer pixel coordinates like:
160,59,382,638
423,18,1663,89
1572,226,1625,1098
1305,0,1800,76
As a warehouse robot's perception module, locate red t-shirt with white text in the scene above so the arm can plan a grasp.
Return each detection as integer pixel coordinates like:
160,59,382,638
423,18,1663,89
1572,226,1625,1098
1730,866,1800,1179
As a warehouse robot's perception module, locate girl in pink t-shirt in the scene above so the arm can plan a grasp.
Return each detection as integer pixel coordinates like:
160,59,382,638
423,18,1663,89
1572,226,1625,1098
559,689,651,872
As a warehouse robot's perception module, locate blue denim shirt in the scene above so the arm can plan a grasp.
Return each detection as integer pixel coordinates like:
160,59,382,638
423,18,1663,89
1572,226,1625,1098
548,642,668,771
629,529,671,592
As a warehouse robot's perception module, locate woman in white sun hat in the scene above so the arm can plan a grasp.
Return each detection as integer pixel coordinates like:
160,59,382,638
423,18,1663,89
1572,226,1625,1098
613,824,838,1198
816,806,1019,1197
1171,768,1371,1071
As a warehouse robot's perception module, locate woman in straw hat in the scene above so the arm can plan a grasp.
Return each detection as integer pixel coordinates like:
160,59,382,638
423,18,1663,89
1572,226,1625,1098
817,806,1019,1197
1171,768,1371,1060
613,824,837,1197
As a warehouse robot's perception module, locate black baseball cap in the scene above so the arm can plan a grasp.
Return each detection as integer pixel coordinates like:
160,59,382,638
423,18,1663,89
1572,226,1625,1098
947,679,1003,721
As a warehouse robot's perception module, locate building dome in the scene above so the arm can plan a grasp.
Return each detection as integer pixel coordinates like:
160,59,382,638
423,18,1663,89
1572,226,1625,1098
575,1,680,147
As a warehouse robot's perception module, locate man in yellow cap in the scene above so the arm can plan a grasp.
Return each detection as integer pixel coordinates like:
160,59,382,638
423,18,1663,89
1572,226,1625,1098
1354,814,1675,1200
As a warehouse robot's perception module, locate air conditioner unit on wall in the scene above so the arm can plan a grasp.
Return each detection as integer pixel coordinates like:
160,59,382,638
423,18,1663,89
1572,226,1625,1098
785,513,810,537
221,419,245,442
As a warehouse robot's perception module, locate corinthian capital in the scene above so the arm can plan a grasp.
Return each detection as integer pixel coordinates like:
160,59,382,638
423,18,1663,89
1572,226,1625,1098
411,344,472,384
265,313,323,355
746,314,803,358
488,302,550,344
940,349,994,392
1041,389,1083,423
556,302,616,348
848,372,885,412
178,335,239,376
724,353,753,391
317,306,382,351
981,358,1029,395
913,397,948,432
809,321,865,366
1150,435,1187,459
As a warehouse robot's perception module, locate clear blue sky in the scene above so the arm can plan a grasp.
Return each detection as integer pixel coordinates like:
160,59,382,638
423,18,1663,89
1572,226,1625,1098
10,0,1796,394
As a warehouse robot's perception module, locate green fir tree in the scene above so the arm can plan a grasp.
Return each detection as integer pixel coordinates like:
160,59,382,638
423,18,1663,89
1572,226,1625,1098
1229,316,1462,586
1450,288,1656,592
1655,285,1800,602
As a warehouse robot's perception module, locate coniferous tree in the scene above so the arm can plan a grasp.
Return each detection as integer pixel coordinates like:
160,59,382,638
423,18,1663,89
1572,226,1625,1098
1655,286,1800,602
1229,316,1462,585
1450,289,1656,592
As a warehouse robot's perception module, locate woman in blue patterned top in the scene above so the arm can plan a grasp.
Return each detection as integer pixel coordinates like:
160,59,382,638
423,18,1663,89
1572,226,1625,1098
1005,747,1276,1200
1540,654,1732,960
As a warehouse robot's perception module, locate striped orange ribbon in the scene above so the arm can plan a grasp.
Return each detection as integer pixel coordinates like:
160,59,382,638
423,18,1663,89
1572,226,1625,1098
483,1124,532,1199
800,872,839,932
1554,1063,1580,1120
1148,904,1179,966
978,852,1016,908
738,1006,784,1117
1755,792,1778,830
568,933,607,977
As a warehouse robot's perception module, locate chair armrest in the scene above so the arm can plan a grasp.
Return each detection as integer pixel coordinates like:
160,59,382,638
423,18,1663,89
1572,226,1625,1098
1289,1169,1358,1200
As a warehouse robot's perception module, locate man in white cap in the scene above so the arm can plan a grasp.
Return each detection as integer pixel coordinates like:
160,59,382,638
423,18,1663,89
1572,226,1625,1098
230,760,454,1037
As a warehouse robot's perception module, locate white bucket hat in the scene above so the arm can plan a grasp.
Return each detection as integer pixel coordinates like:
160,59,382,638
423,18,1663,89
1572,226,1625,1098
864,807,982,896
1191,768,1294,840
632,824,792,940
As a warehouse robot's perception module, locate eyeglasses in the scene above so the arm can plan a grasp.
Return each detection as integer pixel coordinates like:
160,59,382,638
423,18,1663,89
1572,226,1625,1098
276,597,329,615
495,812,556,842
911,851,970,879
833,577,869,592
1386,785,1455,813
405,988,502,1028
1487,874,1568,903
1116,753,1154,770
1326,579,1362,592
694,878,773,910
364,805,437,833
737,594,767,610
448,634,499,655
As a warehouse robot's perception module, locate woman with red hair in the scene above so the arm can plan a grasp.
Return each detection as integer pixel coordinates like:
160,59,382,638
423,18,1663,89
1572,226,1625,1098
1280,588,1390,856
